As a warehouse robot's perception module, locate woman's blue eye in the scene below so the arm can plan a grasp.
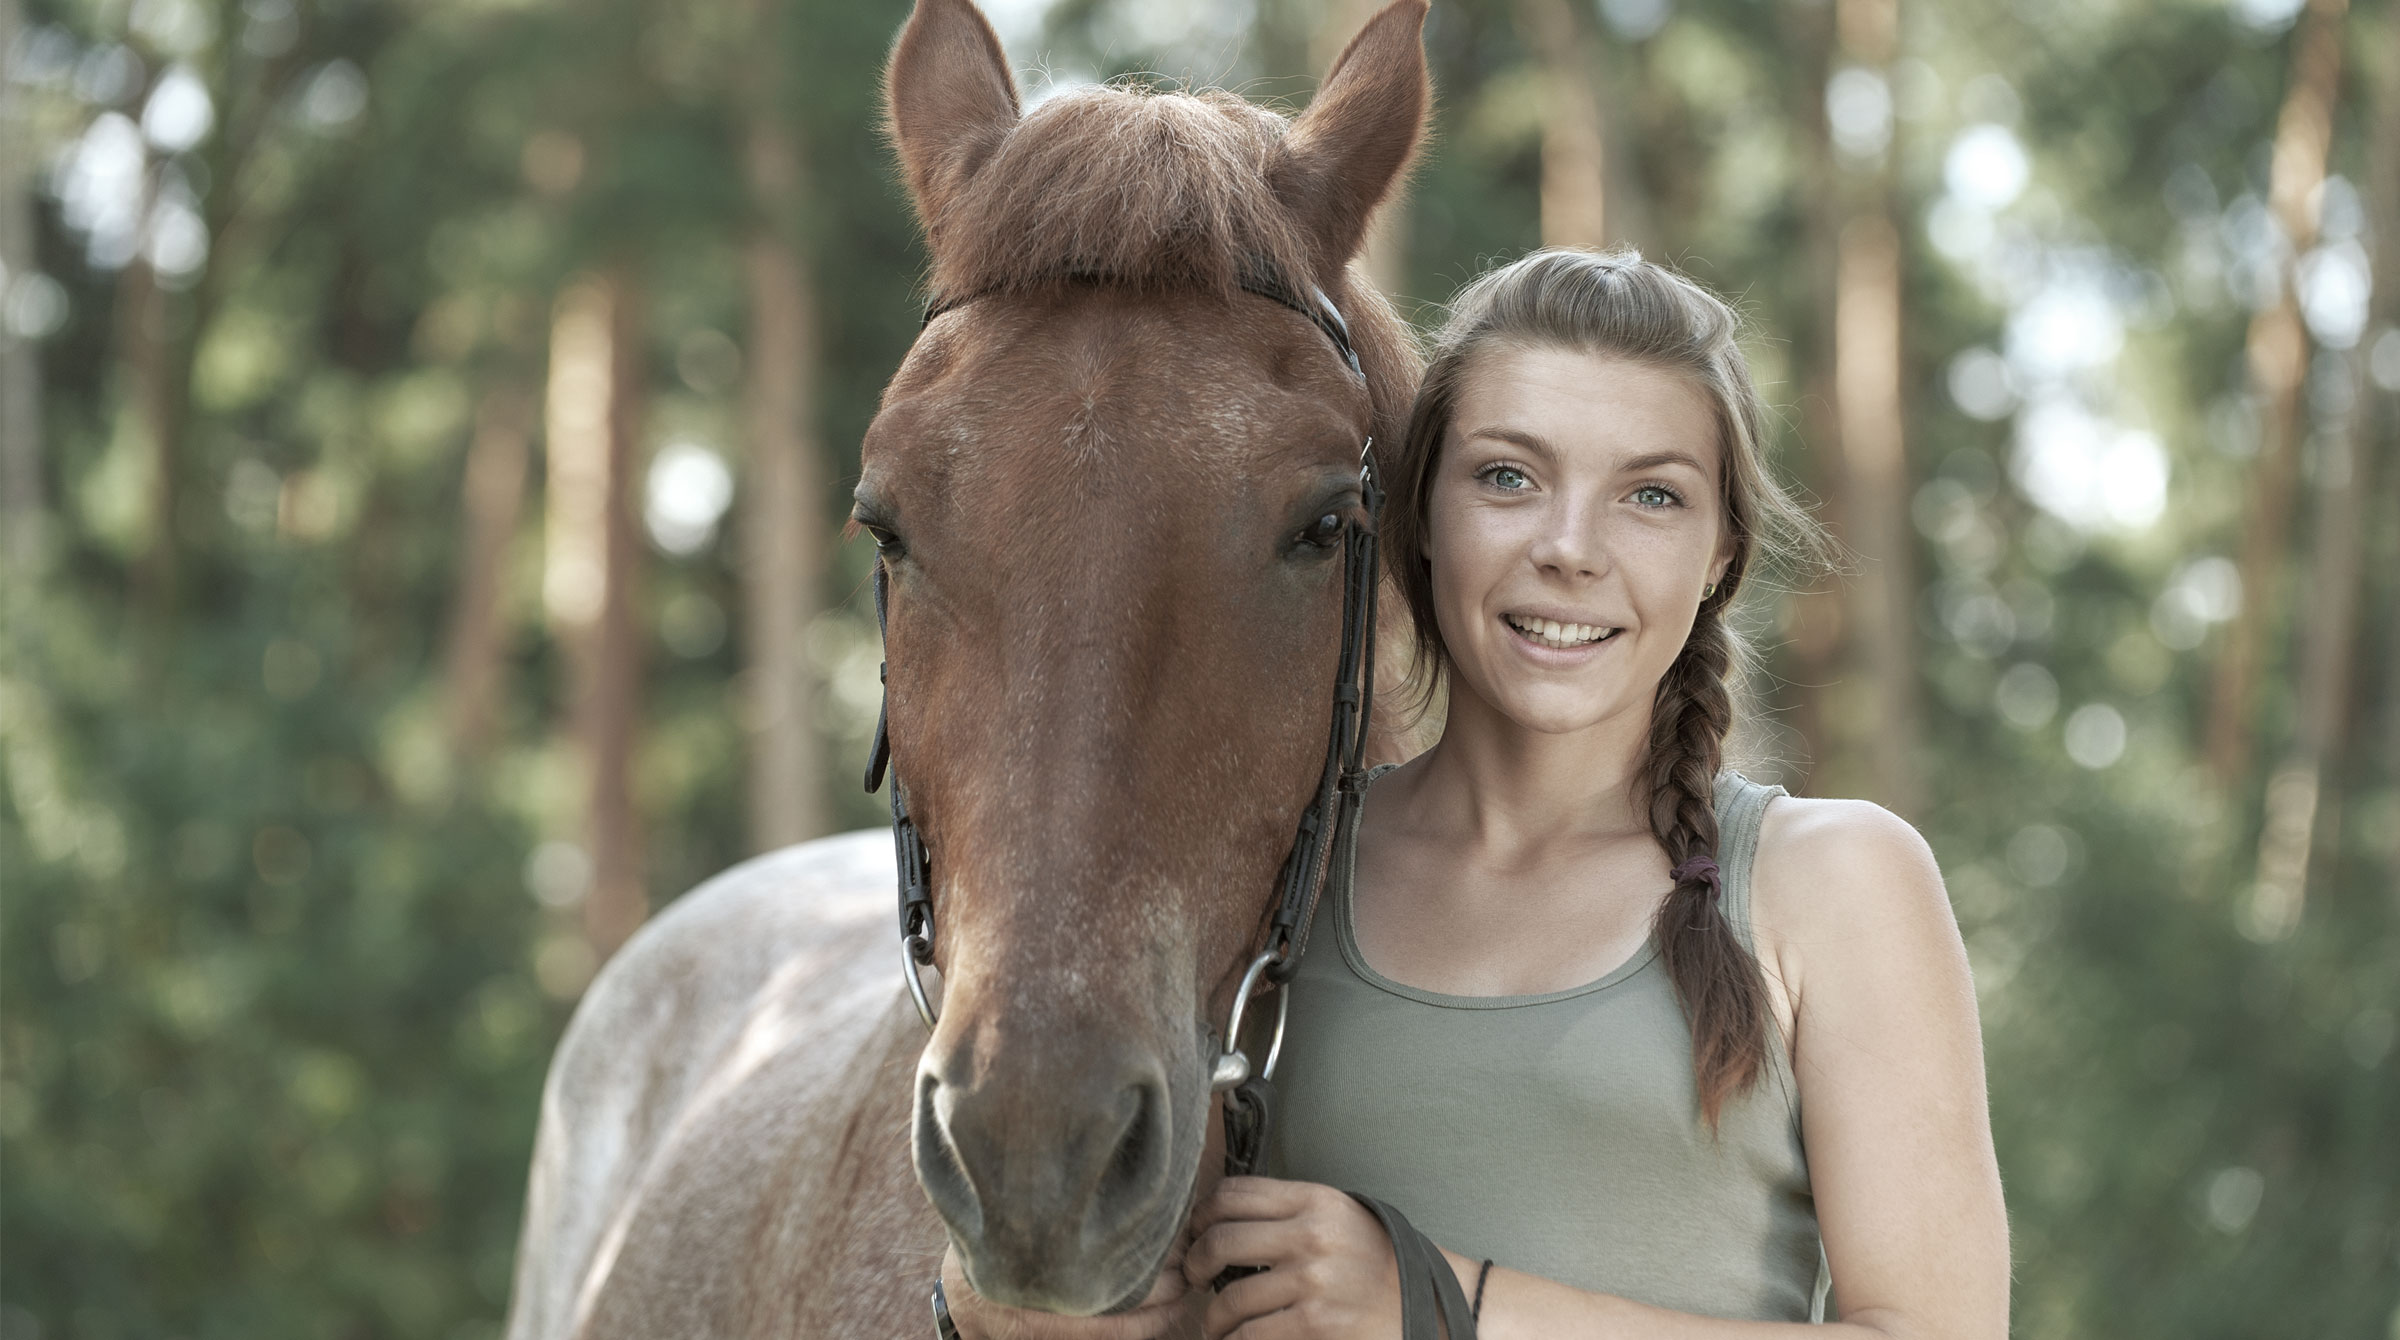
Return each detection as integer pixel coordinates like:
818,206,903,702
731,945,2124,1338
1482,465,1529,491
1632,484,1680,508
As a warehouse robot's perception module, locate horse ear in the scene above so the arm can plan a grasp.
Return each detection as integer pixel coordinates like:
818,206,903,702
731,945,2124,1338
1274,0,1431,273
885,0,1022,237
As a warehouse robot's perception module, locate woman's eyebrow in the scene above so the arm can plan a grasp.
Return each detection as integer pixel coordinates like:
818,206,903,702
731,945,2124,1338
1463,425,1557,459
1619,449,1712,476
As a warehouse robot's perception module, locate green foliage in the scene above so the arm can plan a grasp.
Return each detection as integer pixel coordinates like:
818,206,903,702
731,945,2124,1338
5,583,550,1338
2,0,913,1334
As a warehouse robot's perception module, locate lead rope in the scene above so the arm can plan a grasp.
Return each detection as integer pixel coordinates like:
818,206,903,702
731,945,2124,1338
1351,1194,1480,1340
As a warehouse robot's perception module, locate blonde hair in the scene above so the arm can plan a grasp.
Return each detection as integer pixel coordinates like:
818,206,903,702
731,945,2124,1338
1382,248,1827,1130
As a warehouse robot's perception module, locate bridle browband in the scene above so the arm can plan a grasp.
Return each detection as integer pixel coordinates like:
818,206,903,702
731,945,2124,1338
863,263,1382,1180
917,262,1366,380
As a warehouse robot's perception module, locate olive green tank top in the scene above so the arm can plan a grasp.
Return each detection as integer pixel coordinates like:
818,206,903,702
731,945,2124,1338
1265,767,1836,1322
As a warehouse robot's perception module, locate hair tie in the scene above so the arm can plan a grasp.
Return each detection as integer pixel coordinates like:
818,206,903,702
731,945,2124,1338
1669,854,1722,900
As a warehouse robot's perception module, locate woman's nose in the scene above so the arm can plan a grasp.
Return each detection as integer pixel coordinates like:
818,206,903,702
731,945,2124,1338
1525,500,1607,579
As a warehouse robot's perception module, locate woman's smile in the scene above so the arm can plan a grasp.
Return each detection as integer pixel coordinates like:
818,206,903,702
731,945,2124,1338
1500,610,1623,653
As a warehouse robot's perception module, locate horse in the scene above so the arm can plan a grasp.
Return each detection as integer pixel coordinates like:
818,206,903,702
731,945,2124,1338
501,1,1430,1333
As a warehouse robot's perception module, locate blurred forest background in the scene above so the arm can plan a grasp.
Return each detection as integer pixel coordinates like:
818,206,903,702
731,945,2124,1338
3,0,2397,1332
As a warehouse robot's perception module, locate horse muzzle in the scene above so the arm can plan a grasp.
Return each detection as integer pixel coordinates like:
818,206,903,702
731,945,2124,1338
914,1026,1202,1314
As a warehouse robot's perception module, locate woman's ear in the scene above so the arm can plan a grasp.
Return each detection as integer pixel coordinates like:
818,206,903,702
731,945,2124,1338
1710,528,1735,591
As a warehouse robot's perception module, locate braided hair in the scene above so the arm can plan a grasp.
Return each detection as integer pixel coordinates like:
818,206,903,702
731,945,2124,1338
1382,249,1827,1132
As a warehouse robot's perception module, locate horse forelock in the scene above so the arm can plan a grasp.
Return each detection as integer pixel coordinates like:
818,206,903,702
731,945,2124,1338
927,84,1309,304
921,79,1422,454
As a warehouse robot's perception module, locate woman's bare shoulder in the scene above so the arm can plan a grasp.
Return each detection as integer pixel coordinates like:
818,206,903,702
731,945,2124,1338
1748,794,1957,1008
1756,793,1937,873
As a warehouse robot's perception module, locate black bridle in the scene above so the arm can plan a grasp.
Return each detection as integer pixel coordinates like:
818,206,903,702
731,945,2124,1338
861,266,1382,1174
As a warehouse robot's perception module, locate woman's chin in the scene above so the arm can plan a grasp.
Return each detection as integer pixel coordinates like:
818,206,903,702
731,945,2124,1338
1461,680,1630,738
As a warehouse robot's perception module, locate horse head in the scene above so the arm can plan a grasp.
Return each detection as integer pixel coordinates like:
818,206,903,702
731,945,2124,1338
867,0,1428,1314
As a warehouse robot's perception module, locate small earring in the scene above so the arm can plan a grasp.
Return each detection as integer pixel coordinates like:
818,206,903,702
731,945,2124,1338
1702,582,1717,599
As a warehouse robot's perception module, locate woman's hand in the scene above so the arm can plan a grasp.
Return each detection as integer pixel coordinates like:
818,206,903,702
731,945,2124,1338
1179,1176,1403,1340
939,1240,1203,1340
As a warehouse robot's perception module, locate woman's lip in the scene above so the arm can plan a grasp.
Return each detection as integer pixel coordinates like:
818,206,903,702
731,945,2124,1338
1501,614,1621,658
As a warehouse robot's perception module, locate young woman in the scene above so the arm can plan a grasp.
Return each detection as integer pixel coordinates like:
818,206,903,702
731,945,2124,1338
1171,249,2011,1337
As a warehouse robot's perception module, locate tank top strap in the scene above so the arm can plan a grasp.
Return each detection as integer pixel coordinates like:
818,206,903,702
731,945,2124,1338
1710,770,1786,959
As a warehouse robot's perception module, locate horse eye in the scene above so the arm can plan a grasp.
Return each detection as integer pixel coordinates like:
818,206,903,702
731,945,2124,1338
859,520,903,556
1303,512,1345,548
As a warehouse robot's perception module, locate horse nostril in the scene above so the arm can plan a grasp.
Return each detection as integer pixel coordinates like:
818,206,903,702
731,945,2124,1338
1088,1073,1171,1240
914,1069,984,1240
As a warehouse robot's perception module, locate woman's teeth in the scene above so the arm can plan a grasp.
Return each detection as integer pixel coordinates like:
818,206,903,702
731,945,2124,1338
1506,614,1616,649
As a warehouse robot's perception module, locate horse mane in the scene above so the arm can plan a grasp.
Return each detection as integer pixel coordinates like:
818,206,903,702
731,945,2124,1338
920,80,1424,466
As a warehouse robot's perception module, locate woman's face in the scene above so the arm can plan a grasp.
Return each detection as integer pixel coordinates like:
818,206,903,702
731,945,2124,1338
1424,342,1732,738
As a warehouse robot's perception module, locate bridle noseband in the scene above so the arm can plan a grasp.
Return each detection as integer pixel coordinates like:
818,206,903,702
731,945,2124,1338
863,266,1382,1176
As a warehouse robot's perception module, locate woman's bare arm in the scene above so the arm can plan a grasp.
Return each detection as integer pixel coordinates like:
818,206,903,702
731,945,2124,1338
1756,797,2010,1339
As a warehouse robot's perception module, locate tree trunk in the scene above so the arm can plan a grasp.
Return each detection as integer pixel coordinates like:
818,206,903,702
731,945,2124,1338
0,0,41,573
443,386,535,759
1773,0,1847,794
1515,0,1608,250
545,269,648,966
2247,0,2394,938
110,62,187,614
122,248,182,608
118,36,281,618
1833,207,1919,815
739,100,830,851
2206,0,2351,788
1779,0,1918,812
2377,8,2400,918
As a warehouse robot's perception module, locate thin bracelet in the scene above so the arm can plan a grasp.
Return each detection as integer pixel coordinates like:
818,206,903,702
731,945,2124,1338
1472,1258,1494,1320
